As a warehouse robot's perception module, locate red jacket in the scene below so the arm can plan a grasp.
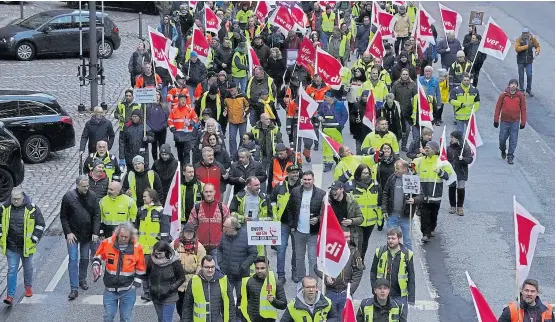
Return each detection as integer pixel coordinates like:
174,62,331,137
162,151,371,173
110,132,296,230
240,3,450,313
194,161,225,202
494,88,527,126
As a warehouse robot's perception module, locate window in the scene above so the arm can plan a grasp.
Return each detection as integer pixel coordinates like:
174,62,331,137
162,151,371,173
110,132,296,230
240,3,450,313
72,15,102,28
48,15,73,30
17,13,54,29
19,101,57,116
0,101,19,118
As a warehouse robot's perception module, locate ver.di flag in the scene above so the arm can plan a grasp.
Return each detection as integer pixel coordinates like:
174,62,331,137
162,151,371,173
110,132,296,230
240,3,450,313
163,163,181,240
268,5,294,37
204,5,221,34
478,17,512,60
363,89,376,132
296,37,316,75
188,24,210,64
417,81,434,130
247,43,261,75
465,271,497,322
148,27,180,81
317,203,350,278
342,283,356,322
375,10,397,39
254,1,269,22
315,47,343,89
439,3,463,37
439,125,457,186
463,107,483,167
366,29,385,59
320,130,342,158
514,197,545,286
290,4,309,32
297,87,319,141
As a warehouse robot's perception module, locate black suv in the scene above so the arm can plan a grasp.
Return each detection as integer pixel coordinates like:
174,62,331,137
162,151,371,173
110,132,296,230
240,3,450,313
0,90,76,163
0,120,24,201
0,9,121,60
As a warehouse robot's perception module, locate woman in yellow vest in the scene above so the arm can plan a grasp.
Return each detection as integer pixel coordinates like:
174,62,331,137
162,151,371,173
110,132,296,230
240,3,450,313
437,68,450,126
136,188,170,301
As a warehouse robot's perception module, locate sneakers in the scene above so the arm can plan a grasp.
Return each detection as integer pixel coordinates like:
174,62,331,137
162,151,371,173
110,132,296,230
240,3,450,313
79,280,89,291
449,207,456,214
24,286,33,297
3,296,13,305
430,231,436,237
456,207,465,216
278,277,287,286
68,290,78,301
323,164,333,173
501,150,507,159
526,90,534,97
141,292,151,302
508,158,514,165
421,236,430,243
313,142,319,151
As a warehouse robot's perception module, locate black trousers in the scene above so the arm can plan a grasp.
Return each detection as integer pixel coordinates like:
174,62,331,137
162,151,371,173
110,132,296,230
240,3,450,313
449,186,466,207
175,140,194,164
420,203,441,237
433,104,444,123
394,36,409,55
151,129,167,161
361,225,375,261
176,290,185,319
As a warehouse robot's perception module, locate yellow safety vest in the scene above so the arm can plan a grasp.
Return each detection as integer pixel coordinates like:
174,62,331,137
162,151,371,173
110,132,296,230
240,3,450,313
99,194,136,226
321,12,336,33
361,131,400,154
128,170,155,201
231,191,269,224
180,181,203,222
191,275,230,322
247,76,275,102
232,52,248,78
87,152,118,182
1,204,40,257
359,80,389,106
116,102,142,131
329,35,348,58
350,182,382,227
200,92,222,120
272,182,291,222
363,301,401,321
375,245,413,297
333,155,375,182
286,297,332,322
407,6,417,26
236,9,253,24
240,271,278,321
137,204,164,255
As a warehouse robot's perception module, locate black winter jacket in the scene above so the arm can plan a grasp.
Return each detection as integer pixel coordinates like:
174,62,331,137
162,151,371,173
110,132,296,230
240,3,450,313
356,297,407,322
381,174,422,218
217,228,258,280
228,160,267,195
315,243,365,294
60,189,101,243
183,60,207,87
390,79,417,118
267,57,286,87
80,117,115,153
182,270,236,322
285,186,326,235
152,153,179,203
146,252,186,304
119,121,155,166
88,172,109,202
370,245,416,304
2,196,45,253
391,60,417,83
245,273,288,321
215,46,234,74
122,169,164,208
447,142,473,181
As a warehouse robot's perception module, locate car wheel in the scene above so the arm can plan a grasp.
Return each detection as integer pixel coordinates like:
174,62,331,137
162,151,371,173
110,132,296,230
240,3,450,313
98,41,113,59
0,168,14,202
16,42,35,61
23,135,50,163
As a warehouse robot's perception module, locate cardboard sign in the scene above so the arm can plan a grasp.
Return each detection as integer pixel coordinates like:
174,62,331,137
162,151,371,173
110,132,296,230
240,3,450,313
286,49,299,67
133,88,157,104
402,175,421,195
246,221,281,245
469,11,484,26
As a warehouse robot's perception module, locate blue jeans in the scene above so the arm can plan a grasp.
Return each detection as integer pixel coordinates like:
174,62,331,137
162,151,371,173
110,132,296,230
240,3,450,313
455,119,468,135
103,288,137,322
154,303,175,322
386,213,412,251
517,63,533,91
391,296,409,320
320,32,330,51
67,241,91,291
228,122,247,159
187,85,196,104
210,248,220,270
232,77,248,94
499,120,520,159
326,290,347,318
293,231,317,280
6,249,34,297
277,224,296,278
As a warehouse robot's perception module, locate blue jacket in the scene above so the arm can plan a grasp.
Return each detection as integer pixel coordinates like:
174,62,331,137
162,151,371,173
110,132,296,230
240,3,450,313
318,100,348,129
157,22,178,45
419,76,441,106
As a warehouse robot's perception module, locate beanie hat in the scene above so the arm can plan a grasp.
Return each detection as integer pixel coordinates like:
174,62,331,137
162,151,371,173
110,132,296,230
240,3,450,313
131,109,142,118
425,141,440,153
209,86,219,95
190,51,198,58
456,50,465,58
450,130,463,141
160,143,172,154
508,78,519,86
183,222,196,232
132,155,145,164
275,143,287,152
202,108,212,116
93,158,104,169
374,278,390,289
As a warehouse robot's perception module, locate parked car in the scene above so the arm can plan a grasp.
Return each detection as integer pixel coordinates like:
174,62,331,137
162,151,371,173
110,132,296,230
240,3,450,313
0,9,121,61
0,120,24,202
66,1,162,15
0,90,76,163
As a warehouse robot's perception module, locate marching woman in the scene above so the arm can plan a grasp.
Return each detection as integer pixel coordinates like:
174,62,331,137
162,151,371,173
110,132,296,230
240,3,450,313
446,131,473,216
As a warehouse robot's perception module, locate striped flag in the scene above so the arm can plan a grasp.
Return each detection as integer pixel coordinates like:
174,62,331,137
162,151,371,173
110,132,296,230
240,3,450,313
466,271,497,322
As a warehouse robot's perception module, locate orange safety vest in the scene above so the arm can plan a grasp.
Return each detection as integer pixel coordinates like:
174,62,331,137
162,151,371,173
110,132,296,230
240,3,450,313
167,87,192,107
168,104,199,132
305,84,331,103
272,158,293,188
509,301,553,322
135,74,162,88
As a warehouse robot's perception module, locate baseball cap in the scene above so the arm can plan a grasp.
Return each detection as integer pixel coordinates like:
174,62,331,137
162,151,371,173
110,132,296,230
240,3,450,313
374,278,390,288
286,164,301,172
330,180,344,190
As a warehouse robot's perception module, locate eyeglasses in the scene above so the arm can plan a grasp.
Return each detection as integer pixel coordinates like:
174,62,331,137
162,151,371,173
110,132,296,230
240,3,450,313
203,265,215,270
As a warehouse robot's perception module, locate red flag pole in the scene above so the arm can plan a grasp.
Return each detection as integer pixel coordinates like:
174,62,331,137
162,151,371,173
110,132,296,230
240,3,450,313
460,106,474,157
320,193,329,295
296,89,302,155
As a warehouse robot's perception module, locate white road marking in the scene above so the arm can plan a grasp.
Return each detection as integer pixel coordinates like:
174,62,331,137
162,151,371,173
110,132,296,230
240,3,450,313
20,294,152,306
313,164,324,189
45,255,69,292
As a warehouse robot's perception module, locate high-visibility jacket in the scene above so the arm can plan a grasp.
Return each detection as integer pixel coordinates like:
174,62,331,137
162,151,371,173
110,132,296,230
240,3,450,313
247,76,275,102
206,47,215,68
191,274,230,322
449,84,480,121
128,170,155,201
351,3,361,19
411,155,454,202
361,131,400,154
244,26,262,44
305,84,331,103
168,104,199,132
229,190,269,224
350,181,382,227
99,194,137,233
116,102,142,131
286,296,332,322
135,73,162,88
449,61,472,86
235,9,253,24
137,204,169,255
271,181,296,222
375,245,413,297
321,12,336,33
180,181,203,222
508,301,553,322
199,92,222,120
167,87,192,107
339,19,356,42
329,34,348,58
232,52,248,78
272,158,293,188
379,69,392,87
407,6,417,27
412,93,435,126
240,271,278,321
334,155,375,182
361,298,402,321
86,151,120,181
251,125,280,155
341,67,352,87
0,203,43,257
92,235,146,292
360,80,389,109
352,59,374,75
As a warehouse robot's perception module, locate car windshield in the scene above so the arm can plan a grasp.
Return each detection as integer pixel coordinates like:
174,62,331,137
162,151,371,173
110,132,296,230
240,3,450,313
17,13,54,29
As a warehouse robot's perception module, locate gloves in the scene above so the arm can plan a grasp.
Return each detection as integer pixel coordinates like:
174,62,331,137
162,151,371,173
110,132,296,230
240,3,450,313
142,136,148,142
189,120,196,126
493,122,499,128
519,124,525,130
170,127,176,133
119,160,126,167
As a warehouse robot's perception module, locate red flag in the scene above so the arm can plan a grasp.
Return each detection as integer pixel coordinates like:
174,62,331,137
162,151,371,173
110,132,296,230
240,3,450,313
466,271,497,322
190,25,210,64
438,125,457,185
417,3,436,44
371,1,382,25
392,0,405,5
363,90,376,132
319,1,337,10
297,37,316,75
298,87,319,141
342,283,356,322
247,43,261,74
417,81,434,130
163,163,181,240
148,27,179,80
315,47,342,89
478,17,512,60
320,131,342,157
290,4,309,31
269,6,294,37
463,108,483,167
376,11,397,39
514,197,545,286
317,203,351,278
439,3,463,37
204,5,221,34
255,1,269,22
366,30,385,59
